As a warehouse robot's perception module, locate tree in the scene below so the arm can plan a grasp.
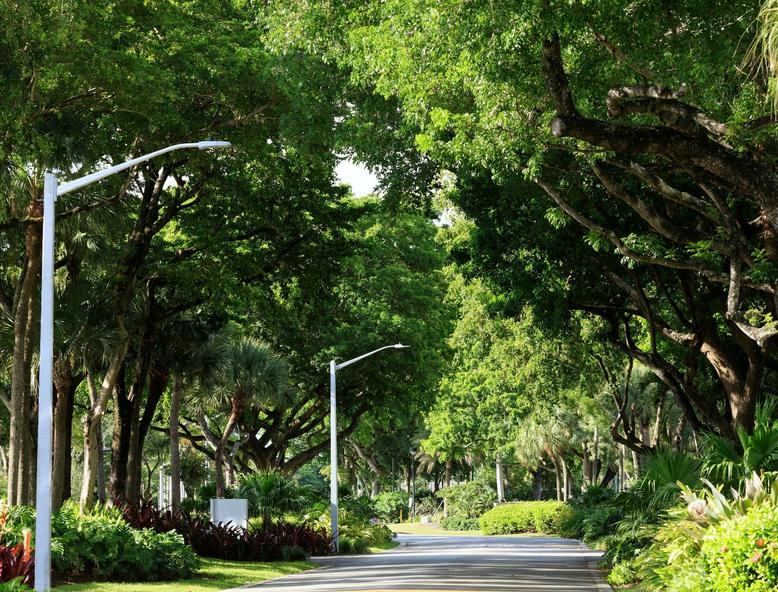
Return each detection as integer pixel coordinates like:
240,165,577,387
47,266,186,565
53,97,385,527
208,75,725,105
196,338,290,498
271,0,778,439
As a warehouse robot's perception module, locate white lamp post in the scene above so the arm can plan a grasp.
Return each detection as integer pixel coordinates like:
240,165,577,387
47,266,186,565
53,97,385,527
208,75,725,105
329,343,408,552
34,140,231,591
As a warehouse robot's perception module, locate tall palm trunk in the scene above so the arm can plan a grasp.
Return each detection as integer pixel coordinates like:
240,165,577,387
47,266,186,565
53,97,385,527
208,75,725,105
214,398,243,497
9,207,40,505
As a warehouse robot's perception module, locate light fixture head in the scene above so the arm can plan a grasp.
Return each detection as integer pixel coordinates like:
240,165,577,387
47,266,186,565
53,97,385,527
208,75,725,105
197,140,232,150
394,343,409,349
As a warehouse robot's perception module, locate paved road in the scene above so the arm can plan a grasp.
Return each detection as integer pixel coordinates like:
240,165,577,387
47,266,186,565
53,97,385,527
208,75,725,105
235,534,610,591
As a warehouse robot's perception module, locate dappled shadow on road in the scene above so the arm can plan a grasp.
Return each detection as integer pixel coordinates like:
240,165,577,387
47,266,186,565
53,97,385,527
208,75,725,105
252,539,604,591
255,563,598,590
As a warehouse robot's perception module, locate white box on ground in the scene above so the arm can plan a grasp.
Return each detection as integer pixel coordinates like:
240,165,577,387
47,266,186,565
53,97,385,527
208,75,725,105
210,498,248,529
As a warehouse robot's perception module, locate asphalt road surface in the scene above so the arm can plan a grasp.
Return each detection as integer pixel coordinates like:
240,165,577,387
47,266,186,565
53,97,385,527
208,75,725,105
234,534,611,591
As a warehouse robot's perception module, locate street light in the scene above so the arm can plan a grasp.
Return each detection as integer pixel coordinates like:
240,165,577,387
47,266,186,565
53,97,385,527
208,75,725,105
34,140,231,591
329,343,408,552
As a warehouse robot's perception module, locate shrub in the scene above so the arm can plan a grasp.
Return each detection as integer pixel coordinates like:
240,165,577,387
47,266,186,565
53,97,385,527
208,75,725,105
52,503,198,582
0,545,33,588
339,496,378,522
374,491,407,522
438,478,496,518
607,559,637,587
120,501,330,561
415,495,440,516
280,545,308,561
479,501,572,535
698,503,778,592
330,510,393,553
186,519,331,561
0,578,29,592
338,537,368,554
121,500,193,533
637,473,778,591
238,471,309,527
440,515,479,531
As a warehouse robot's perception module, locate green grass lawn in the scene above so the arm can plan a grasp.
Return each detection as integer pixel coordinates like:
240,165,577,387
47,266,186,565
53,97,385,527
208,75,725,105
367,539,401,553
53,558,316,592
387,522,483,536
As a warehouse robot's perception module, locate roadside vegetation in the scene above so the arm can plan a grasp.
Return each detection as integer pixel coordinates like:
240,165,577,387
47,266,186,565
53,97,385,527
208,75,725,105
3,1,778,591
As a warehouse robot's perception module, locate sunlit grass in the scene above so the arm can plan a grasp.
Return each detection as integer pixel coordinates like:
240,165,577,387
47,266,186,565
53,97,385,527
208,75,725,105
387,522,483,536
367,539,401,553
53,557,316,591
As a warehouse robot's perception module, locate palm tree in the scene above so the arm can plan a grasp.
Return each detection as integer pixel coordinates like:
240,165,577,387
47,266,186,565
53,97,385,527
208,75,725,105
197,338,290,497
515,412,575,501
237,470,308,528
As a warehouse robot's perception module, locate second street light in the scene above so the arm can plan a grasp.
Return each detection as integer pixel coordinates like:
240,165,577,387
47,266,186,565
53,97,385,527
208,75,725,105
329,343,408,552
34,140,231,592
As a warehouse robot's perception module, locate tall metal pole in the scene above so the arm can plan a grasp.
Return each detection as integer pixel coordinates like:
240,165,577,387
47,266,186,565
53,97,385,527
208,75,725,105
32,141,231,590
328,344,407,553
409,447,416,521
496,454,505,503
34,173,57,592
329,360,338,552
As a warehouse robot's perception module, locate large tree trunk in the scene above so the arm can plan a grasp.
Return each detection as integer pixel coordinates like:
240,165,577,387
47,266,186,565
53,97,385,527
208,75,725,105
19,300,36,506
109,365,131,503
125,365,167,502
81,363,122,510
8,200,41,505
52,360,80,510
169,374,183,510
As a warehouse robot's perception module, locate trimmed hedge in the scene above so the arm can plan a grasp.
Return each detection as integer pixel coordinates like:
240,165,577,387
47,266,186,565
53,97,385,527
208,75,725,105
479,501,573,535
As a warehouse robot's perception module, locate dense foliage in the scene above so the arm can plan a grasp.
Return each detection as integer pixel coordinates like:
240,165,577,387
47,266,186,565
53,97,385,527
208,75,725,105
5,0,778,588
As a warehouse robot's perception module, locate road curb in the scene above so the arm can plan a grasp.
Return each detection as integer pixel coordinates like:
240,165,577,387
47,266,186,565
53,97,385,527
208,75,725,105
587,560,613,591
577,541,612,591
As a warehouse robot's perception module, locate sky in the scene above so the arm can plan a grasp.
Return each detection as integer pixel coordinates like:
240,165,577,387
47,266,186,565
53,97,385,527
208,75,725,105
335,158,379,197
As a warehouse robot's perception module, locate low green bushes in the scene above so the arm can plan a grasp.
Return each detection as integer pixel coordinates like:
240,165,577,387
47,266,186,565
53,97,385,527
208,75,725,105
0,502,199,585
440,515,479,531
479,501,572,535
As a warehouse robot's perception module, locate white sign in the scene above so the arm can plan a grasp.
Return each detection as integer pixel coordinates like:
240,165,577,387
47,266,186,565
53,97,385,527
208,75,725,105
210,498,249,529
